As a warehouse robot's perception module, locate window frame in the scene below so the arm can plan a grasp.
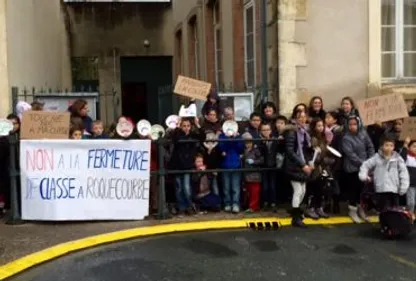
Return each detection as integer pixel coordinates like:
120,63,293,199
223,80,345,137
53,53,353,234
213,0,223,87
382,0,416,81
243,0,256,89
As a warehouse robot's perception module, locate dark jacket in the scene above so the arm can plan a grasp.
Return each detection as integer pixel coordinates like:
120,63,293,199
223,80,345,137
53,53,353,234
201,119,222,134
243,147,264,182
338,108,361,132
203,146,222,170
400,148,416,188
259,137,279,168
309,109,326,120
283,125,314,182
169,128,203,170
243,124,260,140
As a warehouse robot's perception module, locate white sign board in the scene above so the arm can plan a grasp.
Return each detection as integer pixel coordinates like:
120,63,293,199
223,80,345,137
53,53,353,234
20,140,151,221
35,93,98,120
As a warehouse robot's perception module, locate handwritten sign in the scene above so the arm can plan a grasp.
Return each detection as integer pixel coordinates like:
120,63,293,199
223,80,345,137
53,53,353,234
400,117,416,140
173,75,212,101
20,140,151,221
356,93,408,126
20,111,70,139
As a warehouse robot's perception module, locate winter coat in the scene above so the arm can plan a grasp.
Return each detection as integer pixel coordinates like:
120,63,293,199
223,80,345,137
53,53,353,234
359,151,409,195
243,125,261,140
201,119,222,134
400,148,416,188
218,133,245,169
367,124,385,150
243,147,264,182
169,128,203,170
283,125,314,182
259,137,278,167
308,109,326,121
203,146,222,170
342,130,375,173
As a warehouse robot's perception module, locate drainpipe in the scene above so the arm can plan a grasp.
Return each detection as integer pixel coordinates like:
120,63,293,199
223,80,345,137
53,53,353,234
260,0,268,104
273,0,280,113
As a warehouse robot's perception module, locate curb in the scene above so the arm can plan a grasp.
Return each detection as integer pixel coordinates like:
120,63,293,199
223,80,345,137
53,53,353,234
0,216,378,280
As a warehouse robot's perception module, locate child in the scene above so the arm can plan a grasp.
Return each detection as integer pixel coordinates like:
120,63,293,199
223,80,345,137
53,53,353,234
191,154,221,212
218,128,245,213
91,120,108,139
259,123,278,210
275,115,290,204
242,132,264,212
244,112,262,140
169,117,203,215
305,118,331,219
359,136,409,211
69,126,83,140
401,137,416,215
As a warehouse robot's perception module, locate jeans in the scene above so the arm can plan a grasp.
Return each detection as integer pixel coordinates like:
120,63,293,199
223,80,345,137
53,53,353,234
221,172,241,207
262,171,276,205
175,174,192,211
211,176,219,196
407,187,416,212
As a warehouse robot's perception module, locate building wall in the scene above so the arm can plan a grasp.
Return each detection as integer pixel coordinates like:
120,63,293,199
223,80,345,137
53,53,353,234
295,0,369,112
2,0,72,116
65,2,173,122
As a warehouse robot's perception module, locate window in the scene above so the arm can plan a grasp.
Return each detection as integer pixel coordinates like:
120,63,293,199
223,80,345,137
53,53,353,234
175,30,183,75
243,1,256,88
193,21,199,78
213,0,223,87
382,0,416,80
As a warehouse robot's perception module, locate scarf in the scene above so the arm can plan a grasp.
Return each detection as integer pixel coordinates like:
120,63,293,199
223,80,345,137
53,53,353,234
296,123,311,162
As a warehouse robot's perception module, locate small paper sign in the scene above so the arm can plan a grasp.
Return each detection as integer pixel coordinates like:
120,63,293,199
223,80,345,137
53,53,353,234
173,75,211,101
20,111,70,139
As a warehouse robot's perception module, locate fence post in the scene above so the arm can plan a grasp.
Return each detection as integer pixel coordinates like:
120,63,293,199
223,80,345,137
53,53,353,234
11,87,18,115
156,137,171,220
5,134,24,225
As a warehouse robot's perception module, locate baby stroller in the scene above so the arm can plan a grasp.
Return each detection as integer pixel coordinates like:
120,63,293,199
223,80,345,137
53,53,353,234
361,184,414,239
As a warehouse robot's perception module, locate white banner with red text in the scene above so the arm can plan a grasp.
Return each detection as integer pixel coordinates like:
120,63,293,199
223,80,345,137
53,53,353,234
20,139,151,221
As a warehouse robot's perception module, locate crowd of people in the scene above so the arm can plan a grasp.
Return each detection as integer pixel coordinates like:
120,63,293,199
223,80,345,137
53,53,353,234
0,93,416,228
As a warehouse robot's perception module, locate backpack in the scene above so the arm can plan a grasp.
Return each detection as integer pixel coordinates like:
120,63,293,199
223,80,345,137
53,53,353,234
379,207,414,239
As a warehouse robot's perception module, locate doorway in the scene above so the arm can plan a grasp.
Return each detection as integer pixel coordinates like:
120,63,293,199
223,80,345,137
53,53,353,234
120,56,173,124
121,82,147,123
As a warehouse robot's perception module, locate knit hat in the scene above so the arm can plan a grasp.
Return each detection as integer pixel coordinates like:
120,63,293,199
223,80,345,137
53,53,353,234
242,132,253,140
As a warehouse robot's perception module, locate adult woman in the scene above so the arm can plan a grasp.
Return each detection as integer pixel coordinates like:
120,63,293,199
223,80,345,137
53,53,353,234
69,99,93,134
341,116,374,223
338,97,360,131
290,103,308,123
284,109,314,227
308,96,326,120
261,102,277,127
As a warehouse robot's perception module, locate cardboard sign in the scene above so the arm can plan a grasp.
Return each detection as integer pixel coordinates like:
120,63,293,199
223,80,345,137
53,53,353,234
400,117,416,140
173,75,211,101
20,111,70,139
356,93,408,126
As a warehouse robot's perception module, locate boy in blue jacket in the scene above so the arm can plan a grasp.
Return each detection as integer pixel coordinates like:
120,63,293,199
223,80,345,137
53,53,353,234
218,131,245,213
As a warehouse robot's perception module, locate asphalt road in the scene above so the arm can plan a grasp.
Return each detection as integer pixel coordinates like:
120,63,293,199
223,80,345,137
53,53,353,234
8,224,416,281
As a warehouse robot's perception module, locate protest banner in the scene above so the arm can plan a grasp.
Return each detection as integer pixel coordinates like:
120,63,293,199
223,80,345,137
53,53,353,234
20,111,70,139
400,117,416,140
173,75,212,101
20,139,151,221
356,93,408,126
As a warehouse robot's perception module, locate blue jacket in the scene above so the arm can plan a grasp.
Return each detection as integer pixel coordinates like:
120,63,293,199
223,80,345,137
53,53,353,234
218,133,244,169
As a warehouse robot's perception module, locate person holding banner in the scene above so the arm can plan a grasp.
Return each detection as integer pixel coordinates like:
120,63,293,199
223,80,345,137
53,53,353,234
68,99,93,134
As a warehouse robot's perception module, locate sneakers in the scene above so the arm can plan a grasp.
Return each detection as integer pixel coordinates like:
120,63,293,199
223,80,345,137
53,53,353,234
305,208,320,220
348,205,362,223
292,218,307,228
224,205,232,212
232,205,240,214
316,207,329,218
